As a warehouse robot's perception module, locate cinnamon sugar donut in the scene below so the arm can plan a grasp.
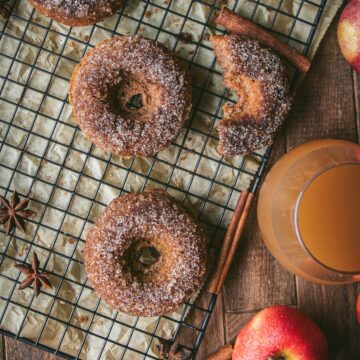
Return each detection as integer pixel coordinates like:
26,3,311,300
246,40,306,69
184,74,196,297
84,189,207,317
211,35,292,156
28,0,123,26
69,36,192,157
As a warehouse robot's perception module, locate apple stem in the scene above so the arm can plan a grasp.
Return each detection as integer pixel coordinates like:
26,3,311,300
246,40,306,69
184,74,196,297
267,357,285,360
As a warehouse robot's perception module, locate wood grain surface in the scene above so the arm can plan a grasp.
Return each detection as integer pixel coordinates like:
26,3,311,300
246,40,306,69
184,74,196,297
1,14,359,360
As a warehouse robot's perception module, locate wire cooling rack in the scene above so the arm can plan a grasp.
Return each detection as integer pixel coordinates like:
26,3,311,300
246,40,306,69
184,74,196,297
0,0,327,359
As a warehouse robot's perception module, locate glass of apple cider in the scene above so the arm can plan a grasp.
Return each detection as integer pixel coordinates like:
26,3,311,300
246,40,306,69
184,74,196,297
257,139,360,284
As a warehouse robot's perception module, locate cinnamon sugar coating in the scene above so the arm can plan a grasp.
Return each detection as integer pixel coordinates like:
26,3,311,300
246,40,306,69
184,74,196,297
211,35,292,156
28,0,123,26
84,189,207,317
69,36,192,157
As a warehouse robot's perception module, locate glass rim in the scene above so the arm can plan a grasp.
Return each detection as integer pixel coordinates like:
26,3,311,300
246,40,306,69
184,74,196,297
294,161,360,276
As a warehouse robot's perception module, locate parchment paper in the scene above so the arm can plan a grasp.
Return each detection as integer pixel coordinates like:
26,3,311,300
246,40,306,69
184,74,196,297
0,0,343,359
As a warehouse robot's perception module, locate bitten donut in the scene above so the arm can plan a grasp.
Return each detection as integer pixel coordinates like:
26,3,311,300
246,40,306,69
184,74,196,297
84,189,207,317
211,35,292,156
69,36,192,157
28,0,123,26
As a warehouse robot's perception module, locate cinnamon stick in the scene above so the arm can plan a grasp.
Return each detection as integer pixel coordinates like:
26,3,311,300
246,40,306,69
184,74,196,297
207,344,233,360
208,191,254,294
217,7,311,73
215,193,254,294
208,191,249,294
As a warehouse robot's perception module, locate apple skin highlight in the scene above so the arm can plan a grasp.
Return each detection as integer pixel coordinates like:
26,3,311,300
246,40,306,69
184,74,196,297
232,306,328,360
337,0,360,73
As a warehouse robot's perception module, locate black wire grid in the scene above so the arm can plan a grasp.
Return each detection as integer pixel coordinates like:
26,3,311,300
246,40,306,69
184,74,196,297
0,0,327,358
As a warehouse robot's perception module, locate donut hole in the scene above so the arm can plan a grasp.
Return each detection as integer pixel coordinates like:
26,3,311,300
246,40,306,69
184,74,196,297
107,78,149,116
123,240,164,282
223,77,263,120
126,93,144,110
138,246,160,265
108,90,145,115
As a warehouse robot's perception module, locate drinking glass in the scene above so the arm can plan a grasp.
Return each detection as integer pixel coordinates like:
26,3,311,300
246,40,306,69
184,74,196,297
257,139,360,284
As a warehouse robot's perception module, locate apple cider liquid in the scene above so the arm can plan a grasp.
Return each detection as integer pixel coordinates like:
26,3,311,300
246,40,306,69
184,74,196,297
296,163,360,273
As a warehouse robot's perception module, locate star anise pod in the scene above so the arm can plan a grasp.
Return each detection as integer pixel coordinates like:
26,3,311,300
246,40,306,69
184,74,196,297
0,0,11,19
14,252,53,297
0,191,36,236
156,339,192,360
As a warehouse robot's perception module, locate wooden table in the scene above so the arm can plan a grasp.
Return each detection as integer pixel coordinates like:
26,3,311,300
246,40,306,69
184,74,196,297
1,14,359,360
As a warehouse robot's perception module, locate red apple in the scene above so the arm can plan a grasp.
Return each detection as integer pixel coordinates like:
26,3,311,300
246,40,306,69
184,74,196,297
233,306,328,360
337,0,360,73
357,293,360,324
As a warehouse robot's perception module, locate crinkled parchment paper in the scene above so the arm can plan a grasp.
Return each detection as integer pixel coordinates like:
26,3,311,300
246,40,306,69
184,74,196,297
0,0,343,359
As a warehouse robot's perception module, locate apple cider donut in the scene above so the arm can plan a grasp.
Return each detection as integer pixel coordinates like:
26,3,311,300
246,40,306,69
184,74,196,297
84,189,207,317
28,0,124,26
211,35,292,156
69,36,192,157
